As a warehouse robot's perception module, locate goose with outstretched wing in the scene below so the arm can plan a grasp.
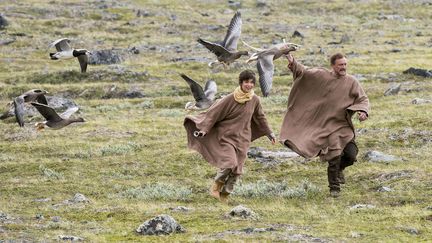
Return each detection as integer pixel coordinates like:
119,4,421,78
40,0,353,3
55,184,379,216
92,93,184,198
198,11,248,67
181,74,217,110
49,38,90,73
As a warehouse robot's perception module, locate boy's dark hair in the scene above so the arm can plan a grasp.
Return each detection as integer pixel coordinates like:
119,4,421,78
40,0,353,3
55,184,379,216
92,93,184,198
330,53,346,65
238,70,256,85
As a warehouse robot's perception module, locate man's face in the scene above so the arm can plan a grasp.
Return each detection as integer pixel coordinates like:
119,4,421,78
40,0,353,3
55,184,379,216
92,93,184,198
240,79,255,92
332,57,347,77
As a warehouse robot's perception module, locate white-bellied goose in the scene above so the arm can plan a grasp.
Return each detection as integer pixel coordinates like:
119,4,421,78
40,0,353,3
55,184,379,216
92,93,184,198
243,40,301,97
198,11,248,67
13,89,48,127
49,38,90,73
31,102,84,130
180,74,217,110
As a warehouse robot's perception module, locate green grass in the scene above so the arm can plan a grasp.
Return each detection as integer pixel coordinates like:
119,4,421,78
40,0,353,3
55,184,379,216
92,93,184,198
0,0,431,241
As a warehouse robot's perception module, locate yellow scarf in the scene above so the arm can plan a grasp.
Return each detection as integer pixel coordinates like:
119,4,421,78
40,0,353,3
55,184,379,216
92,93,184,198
233,86,254,104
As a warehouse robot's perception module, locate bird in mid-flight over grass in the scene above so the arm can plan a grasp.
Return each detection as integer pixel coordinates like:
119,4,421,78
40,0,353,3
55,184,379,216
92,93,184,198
243,40,301,97
197,11,248,68
180,73,217,111
31,102,85,130
49,38,90,73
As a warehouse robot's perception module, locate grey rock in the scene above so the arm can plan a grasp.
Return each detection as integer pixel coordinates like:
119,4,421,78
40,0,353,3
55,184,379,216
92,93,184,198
377,14,406,21
0,38,15,46
58,235,84,241
377,186,392,192
340,33,350,43
35,214,44,220
256,0,267,7
88,49,123,65
51,216,61,222
384,83,401,96
125,89,145,99
136,9,153,17
364,151,402,163
349,204,376,210
403,67,432,78
65,193,89,204
0,13,8,29
34,197,52,202
426,206,432,210
136,214,185,235
350,231,365,238
227,205,258,219
384,40,399,45
292,30,304,38
228,0,241,9
377,170,413,181
169,206,193,212
398,227,420,235
412,98,432,104
248,147,299,165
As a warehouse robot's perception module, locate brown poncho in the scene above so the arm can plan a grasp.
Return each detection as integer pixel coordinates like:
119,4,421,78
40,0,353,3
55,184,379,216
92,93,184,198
280,59,369,161
184,93,272,174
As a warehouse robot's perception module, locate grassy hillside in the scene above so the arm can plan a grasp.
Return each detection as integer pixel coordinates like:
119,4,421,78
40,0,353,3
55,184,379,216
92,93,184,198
0,0,431,241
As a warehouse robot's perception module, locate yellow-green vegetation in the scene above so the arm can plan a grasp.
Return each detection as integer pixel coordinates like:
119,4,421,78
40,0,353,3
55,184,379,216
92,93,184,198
1,0,431,241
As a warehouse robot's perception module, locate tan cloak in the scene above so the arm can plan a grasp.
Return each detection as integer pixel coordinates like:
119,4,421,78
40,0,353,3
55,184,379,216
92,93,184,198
184,93,272,174
280,59,370,161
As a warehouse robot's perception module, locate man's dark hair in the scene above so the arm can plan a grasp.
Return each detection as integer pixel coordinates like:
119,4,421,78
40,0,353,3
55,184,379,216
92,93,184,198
330,53,346,65
238,69,256,85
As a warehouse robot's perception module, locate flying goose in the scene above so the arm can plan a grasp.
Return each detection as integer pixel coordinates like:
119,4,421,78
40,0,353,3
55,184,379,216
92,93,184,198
49,38,90,73
13,89,48,127
197,11,248,67
243,40,301,97
180,74,217,110
31,102,84,130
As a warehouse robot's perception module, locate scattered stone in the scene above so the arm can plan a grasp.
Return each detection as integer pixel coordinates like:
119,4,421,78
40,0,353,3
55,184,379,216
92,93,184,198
58,235,84,241
256,0,267,8
340,33,350,43
349,204,376,210
377,170,413,181
412,98,432,104
384,40,399,45
292,30,304,38
136,9,153,17
88,49,123,65
136,214,185,235
389,128,432,143
377,14,406,21
397,227,420,235
248,147,299,165
426,206,432,210
0,38,15,46
384,83,401,96
35,214,44,220
51,216,61,222
350,231,364,238
34,198,52,202
215,227,276,237
125,89,145,99
364,151,402,163
403,67,432,78
377,186,392,192
0,13,8,29
228,0,241,9
64,193,90,204
227,205,258,220
169,206,193,212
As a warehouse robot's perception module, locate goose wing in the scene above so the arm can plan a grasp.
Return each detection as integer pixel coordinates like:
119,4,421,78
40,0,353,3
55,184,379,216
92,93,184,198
204,80,217,101
180,74,206,102
60,106,79,119
13,96,25,127
49,38,72,52
36,94,48,105
222,11,242,51
31,102,63,122
198,38,229,57
77,54,88,73
257,54,275,97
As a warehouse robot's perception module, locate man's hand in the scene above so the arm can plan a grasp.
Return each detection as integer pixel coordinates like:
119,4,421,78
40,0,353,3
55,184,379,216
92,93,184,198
285,53,294,64
358,111,368,122
267,133,276,145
